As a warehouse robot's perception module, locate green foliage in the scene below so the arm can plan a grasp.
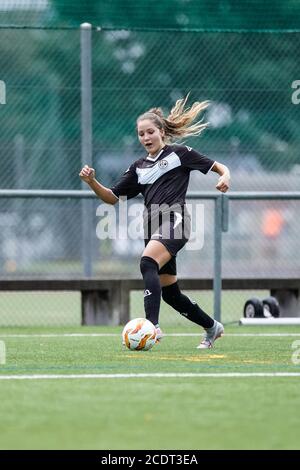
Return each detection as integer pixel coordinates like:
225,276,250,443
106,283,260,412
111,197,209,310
51,0,300,30
0,3,300,190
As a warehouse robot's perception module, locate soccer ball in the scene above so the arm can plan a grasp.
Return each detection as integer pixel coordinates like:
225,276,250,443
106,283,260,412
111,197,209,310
122,318,156,351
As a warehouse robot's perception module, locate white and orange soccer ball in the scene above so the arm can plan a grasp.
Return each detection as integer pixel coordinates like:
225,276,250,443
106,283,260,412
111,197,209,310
122,318,156,351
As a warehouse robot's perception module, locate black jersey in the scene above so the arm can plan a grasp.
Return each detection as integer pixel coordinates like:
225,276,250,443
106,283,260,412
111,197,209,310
110,144,215,211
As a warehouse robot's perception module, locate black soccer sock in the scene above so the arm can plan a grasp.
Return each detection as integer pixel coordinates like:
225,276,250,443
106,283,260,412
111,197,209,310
162,282,214,329
140,256,161,326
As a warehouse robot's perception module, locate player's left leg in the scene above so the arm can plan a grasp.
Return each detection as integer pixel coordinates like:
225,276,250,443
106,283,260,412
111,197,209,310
161,281,214,328
196,321,224,349
159,255,214,331
161,281,224,349
158,211,223,349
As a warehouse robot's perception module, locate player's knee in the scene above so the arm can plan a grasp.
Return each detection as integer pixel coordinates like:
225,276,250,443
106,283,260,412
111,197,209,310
140,256,159,276
161,282,180,306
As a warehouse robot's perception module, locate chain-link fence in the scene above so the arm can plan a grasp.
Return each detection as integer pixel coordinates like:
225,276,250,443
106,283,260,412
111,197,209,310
1,28,300,191
0,26,300,325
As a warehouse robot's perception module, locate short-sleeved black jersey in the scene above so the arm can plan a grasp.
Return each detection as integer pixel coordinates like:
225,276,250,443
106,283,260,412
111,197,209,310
110,144,215,211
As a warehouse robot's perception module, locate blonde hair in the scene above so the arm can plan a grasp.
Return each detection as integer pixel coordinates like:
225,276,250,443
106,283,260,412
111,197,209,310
137,94,209,143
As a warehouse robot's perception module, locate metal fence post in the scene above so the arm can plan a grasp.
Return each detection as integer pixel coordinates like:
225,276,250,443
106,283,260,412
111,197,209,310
214,196,222,322
221,194,229,232
81,22,93,277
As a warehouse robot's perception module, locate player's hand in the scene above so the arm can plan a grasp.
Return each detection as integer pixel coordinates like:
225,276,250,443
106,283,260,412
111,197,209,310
216,175,230,193
79,165,96,183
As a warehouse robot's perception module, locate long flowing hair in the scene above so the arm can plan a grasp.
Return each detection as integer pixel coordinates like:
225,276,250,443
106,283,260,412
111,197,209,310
137,94,209,142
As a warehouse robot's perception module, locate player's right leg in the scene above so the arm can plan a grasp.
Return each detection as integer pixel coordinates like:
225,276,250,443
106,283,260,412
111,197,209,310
140,240,172,330
156,261,178,342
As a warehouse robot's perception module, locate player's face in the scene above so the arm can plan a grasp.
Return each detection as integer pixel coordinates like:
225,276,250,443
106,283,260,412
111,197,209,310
137,119,165,155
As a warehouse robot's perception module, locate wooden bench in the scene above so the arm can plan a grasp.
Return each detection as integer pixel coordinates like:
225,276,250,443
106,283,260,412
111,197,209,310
1,277,299,324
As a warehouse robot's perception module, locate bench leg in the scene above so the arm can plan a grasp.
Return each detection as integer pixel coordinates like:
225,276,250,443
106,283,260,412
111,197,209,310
81,282,130,326
81,291,112,325
271,289,300,317
119,281,130,325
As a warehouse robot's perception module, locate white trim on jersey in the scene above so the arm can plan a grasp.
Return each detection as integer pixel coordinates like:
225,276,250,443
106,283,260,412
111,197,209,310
136,152,181,185
208,161,216,173
110,190,119,200
146,148,165,162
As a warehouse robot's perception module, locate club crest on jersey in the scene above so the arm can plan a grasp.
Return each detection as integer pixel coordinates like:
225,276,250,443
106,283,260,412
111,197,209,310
158,159,168,169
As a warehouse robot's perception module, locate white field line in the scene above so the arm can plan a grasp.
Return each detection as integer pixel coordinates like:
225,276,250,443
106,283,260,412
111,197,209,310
0,372,300,380
0,333,300,338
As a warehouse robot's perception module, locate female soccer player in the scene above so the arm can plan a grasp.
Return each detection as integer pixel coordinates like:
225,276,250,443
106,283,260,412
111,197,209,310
79,96,230,348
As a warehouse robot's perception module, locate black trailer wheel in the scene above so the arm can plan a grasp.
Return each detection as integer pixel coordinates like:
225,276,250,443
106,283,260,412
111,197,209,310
262,296,280,318
243,298,264,318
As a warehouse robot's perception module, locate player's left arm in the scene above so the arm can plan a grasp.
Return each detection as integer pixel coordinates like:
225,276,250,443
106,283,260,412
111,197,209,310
211,162,231,193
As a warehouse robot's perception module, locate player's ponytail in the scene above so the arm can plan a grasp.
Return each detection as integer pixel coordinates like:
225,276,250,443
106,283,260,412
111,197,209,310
165,94,209,140
137,94,209,143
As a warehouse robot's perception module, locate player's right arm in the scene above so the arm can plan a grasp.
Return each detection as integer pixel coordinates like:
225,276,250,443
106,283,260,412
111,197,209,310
79,165,118,205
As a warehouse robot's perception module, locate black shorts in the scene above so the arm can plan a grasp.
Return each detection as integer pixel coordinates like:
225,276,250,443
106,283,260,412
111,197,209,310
158,256,177,275
144,207,191,275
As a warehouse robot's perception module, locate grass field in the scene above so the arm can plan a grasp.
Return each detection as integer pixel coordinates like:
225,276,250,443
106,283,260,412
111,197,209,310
0,290,269,326
0,324,300,450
